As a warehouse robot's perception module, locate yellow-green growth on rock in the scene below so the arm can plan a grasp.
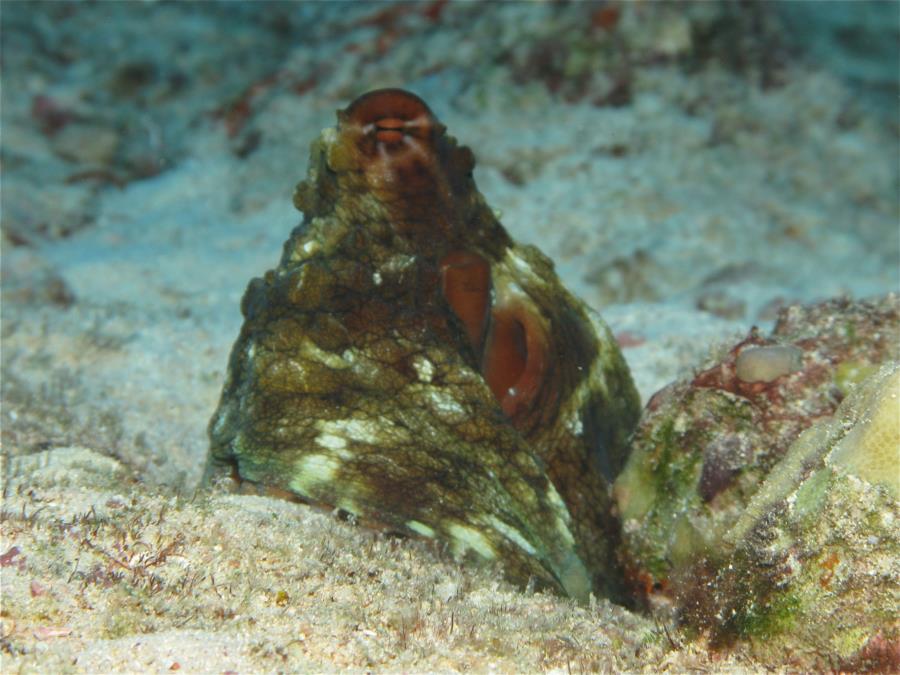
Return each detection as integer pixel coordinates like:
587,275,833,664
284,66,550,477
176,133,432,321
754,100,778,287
615,296,899,599
707,362,900,668
827,362,899,498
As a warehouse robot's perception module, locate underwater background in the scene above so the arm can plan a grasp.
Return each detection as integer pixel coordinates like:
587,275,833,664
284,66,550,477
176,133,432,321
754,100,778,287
2,1,898,672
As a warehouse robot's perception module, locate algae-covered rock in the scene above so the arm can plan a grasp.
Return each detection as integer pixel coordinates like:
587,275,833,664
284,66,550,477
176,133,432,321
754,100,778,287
684,362,899,668
614,295,899,599
207,89,640,600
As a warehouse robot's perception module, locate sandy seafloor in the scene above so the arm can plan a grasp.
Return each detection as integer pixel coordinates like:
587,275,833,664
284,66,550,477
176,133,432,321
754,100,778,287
1,2,898,673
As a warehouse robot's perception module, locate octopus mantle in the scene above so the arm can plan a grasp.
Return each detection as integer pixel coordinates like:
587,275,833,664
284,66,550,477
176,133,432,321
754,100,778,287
207,89,640,601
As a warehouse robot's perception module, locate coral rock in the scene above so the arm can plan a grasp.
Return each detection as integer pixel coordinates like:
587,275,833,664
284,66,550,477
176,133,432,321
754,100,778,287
614,295,899,666
614,295,899,599
696,361,900,667
207,89,640,600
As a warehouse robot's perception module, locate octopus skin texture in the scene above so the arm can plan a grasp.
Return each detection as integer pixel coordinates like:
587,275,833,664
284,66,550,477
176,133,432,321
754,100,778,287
206,89,640,601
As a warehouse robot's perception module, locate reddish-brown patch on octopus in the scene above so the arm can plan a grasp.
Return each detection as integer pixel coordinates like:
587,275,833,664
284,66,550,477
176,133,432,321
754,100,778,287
482,302,550,423
341,88,441,160
440,251,491,351
373,117,406,144
338,88,460,237
339,90,557,427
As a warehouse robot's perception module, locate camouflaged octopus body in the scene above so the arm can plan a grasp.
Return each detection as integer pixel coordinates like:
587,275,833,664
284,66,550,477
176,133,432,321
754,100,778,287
207,89,640,600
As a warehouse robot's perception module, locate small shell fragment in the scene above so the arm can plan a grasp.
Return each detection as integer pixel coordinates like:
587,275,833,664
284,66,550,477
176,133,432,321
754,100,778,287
735,344,803,383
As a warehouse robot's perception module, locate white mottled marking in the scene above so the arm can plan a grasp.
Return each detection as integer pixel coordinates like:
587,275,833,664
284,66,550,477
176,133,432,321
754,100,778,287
545,485,576,547
413,356,435,383
428,388,466,417
385,254,416,274
290,454,340,494
407,520,436,538
300,339,348,369
511,252,533,274
211,411,226,436
448,523,496,560
339,348,381,381
487,516,536,556
314,433,347,451
504,280,525,297
566,415,583,437
501,248,541,288
316,418,382,445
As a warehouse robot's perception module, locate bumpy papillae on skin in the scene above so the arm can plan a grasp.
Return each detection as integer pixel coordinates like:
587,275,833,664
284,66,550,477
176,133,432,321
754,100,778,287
336,88,475,242
339,90,623,585
341,89,549,425
209,88,640,600
335,91,627,596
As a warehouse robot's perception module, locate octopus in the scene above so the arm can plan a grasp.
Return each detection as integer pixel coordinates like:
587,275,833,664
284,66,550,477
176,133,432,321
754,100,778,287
206,89,640,601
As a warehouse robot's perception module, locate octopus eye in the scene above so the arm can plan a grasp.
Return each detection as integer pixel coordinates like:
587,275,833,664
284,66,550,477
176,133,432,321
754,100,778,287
482,303,548,422
439,250,550,425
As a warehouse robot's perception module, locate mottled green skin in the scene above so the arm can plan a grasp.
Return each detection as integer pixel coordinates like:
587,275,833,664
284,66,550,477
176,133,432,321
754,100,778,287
614,296,900,596
207,99,640,601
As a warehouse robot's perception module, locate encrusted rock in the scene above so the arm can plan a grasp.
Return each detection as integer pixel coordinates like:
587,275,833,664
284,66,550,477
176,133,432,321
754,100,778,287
689,362,899,668
614,295,899,666
614,294,899,599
